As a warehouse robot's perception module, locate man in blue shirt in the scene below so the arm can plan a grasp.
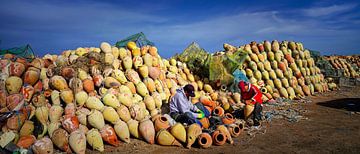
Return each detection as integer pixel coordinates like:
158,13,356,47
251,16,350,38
169,84,209,126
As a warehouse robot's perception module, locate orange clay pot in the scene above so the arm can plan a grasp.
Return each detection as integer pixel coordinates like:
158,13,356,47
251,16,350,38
154,115,170,132
197,133,212,149
100,124,120,147
212,130,226,146
222,113,235,125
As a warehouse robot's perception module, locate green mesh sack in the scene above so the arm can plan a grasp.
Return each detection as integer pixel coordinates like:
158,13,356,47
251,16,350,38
0,44,35,61
208,49,248,85
115,32,155,48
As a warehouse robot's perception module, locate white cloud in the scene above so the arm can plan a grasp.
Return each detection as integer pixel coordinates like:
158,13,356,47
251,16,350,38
302,4,357,17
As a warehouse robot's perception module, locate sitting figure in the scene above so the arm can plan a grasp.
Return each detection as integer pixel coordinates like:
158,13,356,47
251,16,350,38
238,80,263,128
169,84,210,126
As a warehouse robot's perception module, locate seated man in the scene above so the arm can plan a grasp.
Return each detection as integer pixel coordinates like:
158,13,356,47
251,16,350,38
238,80,263,127
169,84,209,126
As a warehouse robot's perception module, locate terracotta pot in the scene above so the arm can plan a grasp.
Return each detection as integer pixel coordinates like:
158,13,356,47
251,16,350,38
0,90,6,108
60,89,74,104
154,115,170,132
117,105,131,122
114,120,130,143
102,106,120,124
20,120,34,137
199,117,210,129
93,74,103,87
198,133,212,149
64,103,76,116
6,76,23,94
156,129,182,147
129,103,144,121
16,135,36,149
144,95,156,111
24,67,40,86
244,104,254,120
9,62,25,77
76,107,90,126
169,123,186,143
212,130,226,146
213,106,225,117
52,128,71,153
228,124,242,138
100,124,120,147
61,67,76,80
6,94,24,111
49,105,64,123
7,113,26,130
186,123,202,149
51,90,61,105
69,130,86,154
69,78,83,93
88,109,105,130
127,119,140,138
85,96,105,111
139,118,155,144
83,79,95,93
86,128,104,152
222,113,235,125
75,91,88,107
62,115,79,133
32,137,53,154
102,93,121,108
21,84,34,102
31,93,47,107
217,125,233,144
35,106,49,124
50,76,69,91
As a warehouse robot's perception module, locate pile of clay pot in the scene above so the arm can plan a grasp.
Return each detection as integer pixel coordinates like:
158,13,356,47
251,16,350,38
323,55,359,78
224,40,335,102
0,41,245,154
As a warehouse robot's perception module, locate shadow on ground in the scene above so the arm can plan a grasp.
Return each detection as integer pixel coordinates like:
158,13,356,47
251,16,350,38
317,98,360,112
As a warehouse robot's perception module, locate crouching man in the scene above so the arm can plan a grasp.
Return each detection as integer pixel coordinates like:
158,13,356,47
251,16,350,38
238,80,263,128
169,84,210,127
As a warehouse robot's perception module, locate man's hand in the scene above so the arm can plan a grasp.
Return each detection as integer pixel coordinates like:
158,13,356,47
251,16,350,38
245,99,252,105
196,110,205,119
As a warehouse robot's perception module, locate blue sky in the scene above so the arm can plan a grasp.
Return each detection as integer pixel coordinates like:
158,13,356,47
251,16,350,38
0,0,359,58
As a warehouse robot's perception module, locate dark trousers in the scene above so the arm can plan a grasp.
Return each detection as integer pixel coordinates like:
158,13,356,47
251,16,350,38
170,102,210,126
253,103,262,126
233,102,262,126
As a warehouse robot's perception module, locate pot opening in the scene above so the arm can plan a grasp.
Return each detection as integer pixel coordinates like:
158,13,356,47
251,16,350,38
239,123,244,129
234,126,240,133
214,109,219,114
216,134,224,141
200,137,208,144
160,116,167,122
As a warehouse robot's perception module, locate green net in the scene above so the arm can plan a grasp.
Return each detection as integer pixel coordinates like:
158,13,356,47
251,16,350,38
115,32,155,48
175,42,248,85
0,44,35,60
174,42,211,79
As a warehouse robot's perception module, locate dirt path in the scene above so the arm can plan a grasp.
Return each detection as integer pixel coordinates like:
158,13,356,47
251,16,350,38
89,86,360,154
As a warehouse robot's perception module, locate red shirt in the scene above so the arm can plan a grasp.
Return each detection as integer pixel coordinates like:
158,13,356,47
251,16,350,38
238,81,263,104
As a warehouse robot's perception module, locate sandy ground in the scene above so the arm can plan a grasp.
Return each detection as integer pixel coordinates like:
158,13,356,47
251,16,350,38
88,86,360,154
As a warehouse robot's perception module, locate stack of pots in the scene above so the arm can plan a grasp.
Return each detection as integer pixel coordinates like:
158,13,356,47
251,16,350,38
0,40,246,153
324,56,359,78
226,40,333,101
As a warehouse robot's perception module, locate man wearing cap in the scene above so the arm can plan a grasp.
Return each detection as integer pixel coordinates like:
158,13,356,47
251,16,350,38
169,84,209,126
238,80,263,128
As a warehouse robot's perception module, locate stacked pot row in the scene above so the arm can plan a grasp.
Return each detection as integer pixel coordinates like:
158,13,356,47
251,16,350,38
324,56,359,78
230,40,333,100
0,40,249,153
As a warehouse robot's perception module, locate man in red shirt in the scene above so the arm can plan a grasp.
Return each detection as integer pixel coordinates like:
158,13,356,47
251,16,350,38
238,80,263,127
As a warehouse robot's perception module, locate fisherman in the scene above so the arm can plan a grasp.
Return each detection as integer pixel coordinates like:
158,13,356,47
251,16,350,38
238,80,263,128
169,84,210,126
